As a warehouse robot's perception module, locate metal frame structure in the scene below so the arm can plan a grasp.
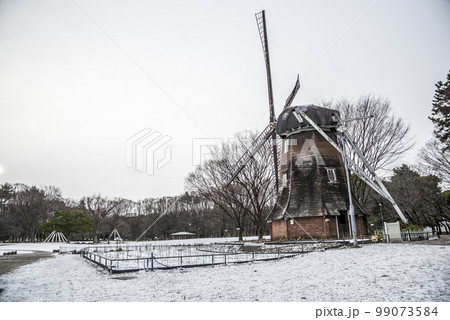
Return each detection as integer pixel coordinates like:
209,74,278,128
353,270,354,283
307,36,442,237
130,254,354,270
44,230,68,243
109,228,122,241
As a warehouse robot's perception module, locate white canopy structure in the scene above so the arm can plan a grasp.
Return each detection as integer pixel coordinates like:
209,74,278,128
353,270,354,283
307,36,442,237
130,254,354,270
109,228,122,241
44,231,68,243
170,232,196,239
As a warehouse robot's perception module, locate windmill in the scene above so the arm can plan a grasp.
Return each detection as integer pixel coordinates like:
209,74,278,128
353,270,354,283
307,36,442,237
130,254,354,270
225,10,408,241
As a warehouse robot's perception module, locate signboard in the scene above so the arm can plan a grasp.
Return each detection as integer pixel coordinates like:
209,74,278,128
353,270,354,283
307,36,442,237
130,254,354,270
384,221,402,242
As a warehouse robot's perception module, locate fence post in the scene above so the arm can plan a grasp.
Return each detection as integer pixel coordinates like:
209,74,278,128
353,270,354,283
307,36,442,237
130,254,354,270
212,255,214,265
224,254,227,265
151,252,154,271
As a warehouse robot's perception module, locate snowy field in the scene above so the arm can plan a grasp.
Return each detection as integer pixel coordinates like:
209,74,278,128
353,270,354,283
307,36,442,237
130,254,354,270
0,240,449,302
0,236,267,255
0,242,64,255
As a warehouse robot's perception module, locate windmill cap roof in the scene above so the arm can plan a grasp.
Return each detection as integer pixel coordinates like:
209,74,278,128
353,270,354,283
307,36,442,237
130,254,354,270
276,104,340,137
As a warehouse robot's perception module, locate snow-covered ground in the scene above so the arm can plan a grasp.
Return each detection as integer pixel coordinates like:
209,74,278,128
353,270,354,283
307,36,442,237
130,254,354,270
0,241,448,302
0,242,62,255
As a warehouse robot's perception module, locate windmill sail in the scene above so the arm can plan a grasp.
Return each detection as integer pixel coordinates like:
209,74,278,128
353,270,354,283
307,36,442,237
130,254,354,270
225,124,275,186
256,10,279,191
255,10,275,123
284,75,301,109
226,12,299,190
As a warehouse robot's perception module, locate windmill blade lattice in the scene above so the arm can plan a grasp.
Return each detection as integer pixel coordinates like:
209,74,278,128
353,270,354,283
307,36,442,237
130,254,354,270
255,11,275,122
225,124,275,186
255,10,279,190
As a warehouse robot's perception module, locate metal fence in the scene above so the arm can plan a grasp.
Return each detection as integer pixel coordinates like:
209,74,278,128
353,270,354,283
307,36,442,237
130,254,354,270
401,231,433,241
81,243,306,273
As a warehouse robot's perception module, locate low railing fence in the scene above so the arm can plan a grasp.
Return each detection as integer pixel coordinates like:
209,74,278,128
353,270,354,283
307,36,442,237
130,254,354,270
82,243,200,254
81,246,304,273
401,231,433,241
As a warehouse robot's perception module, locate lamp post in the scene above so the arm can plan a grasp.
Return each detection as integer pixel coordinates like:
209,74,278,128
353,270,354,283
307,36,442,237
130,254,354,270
379,203,384,234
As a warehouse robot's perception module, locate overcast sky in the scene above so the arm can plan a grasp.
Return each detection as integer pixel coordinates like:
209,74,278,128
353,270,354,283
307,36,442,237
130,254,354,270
0,0,449,201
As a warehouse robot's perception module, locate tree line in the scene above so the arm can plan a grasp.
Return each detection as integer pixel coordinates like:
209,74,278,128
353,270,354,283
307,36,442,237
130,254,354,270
0,183,266,242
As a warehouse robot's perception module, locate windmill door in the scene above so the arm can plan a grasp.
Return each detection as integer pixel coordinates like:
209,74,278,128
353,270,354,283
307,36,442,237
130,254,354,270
338,211,350,238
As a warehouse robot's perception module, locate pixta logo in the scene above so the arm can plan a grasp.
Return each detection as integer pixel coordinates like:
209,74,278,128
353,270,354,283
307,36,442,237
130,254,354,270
191,138,224,166
126,128,172,176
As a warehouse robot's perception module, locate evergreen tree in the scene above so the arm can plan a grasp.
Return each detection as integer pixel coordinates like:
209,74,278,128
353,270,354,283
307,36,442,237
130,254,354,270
429,70,450,151
384,165,449,229
40,209,94,239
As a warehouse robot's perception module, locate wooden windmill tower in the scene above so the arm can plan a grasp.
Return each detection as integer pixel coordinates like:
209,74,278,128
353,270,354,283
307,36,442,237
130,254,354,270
268,105,356,240
225,10,408,241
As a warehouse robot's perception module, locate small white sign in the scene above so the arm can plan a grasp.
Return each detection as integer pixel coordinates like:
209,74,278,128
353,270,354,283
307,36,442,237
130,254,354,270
384,221,401,242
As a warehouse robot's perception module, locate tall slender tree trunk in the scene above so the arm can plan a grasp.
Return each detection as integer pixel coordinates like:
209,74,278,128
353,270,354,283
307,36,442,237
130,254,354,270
93,224,99,243
257,225,263,240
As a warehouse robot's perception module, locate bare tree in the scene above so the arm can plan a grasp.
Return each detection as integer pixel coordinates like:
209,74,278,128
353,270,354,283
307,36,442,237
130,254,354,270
185,131,276,240
231,131,276,239
417,139,450,188
7,184,63,241
80,194,124,243
324,95,413,205
186,155,248,241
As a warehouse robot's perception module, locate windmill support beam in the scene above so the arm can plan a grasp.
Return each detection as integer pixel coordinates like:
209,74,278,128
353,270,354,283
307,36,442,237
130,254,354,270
338,126,408,223
346,163,391,200
341,134,358,246
292,107,408,224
